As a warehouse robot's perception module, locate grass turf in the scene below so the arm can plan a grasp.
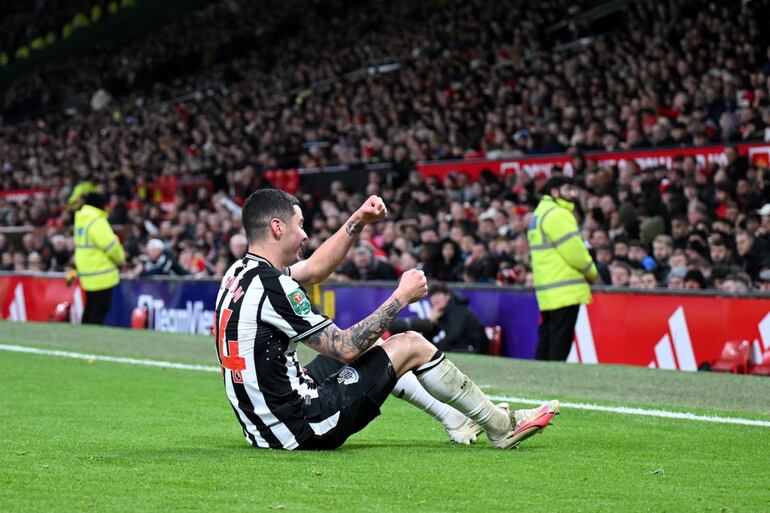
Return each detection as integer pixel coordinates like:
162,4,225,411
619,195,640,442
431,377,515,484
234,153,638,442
1,321,769,512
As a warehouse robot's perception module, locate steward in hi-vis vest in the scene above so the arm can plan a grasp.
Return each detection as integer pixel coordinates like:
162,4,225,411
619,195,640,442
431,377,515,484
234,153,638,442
74,192,125,324
527,175,597,361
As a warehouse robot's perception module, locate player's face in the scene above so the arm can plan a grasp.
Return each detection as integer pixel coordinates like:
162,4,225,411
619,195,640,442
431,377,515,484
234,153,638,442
282,206,307,265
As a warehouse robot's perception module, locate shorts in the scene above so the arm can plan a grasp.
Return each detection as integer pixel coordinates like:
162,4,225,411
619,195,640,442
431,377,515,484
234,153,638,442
304,353,346,382
297,346,397,450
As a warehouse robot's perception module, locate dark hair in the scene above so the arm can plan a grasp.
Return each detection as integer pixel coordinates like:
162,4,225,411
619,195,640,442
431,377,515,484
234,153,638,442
242,189,300,242
83,192,107,210
709,234,729,248
428,282,452,297
543,175,574,194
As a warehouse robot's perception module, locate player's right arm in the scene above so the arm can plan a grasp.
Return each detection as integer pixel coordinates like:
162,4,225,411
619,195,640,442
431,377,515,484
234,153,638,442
303,269,428,363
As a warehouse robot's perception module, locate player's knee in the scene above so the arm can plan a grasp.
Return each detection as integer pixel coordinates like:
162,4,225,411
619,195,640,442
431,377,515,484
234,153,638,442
403,330,424,342
402,330,435,358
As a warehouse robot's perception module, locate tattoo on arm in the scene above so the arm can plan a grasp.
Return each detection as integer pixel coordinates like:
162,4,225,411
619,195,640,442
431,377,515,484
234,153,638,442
304,297,402,361
345,219,363,237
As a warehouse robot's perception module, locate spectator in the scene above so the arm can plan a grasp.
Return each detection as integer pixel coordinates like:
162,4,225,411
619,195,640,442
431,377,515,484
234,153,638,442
639,271,658,290
756,268,770,293
735,229,769,281
26,251,44,272
131,239,189,277
337,244,398,281
628,240,656,271
709,234,734,266
628,270,644,289
425,239,464,282
721,273,752,294
463,240,497,283
652,235,674,283
609,260,632,287
426,283,489,354
684,270,707,290
666,267,687,290
49,234,71,272
228,233,248,265
756,203,770,242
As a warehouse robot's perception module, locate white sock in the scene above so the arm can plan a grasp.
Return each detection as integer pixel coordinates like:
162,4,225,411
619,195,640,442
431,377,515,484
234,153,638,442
391,371,467,430
414,352,509,437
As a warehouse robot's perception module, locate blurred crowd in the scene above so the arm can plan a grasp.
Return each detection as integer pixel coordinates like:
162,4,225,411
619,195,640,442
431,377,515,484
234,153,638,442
1,0,770,292
0,0,94,64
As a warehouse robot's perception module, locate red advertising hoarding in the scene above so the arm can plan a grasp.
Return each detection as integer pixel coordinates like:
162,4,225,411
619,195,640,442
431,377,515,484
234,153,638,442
572,292,770,370
0,274,84,323
2,275,769,372
0,188,56,202
418,142,770,181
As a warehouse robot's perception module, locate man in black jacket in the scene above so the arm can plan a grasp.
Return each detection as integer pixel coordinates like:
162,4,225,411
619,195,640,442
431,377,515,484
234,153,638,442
426,283,489,353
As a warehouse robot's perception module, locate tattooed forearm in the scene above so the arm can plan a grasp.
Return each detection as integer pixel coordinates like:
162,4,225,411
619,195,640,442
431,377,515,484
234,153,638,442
348,297,401,353
345,219,363,237
304,297,402,362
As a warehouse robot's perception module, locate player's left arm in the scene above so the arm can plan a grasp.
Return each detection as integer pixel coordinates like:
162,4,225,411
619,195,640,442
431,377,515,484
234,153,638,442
289,195,387,286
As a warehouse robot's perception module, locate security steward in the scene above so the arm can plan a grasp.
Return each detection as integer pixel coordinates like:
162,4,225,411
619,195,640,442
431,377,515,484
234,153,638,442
74,192,126,324
527,175,598,361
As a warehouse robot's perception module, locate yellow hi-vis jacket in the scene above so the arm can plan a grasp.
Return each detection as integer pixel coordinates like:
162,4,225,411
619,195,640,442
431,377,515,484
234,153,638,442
527,195,598,311
74,204,125,291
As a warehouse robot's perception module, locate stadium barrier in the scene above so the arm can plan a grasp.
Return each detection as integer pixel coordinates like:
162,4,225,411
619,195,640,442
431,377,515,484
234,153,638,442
2,272,769,371
417,141,770,181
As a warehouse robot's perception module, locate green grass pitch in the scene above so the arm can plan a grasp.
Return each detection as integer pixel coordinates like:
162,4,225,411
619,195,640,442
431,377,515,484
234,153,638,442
1,321,769,512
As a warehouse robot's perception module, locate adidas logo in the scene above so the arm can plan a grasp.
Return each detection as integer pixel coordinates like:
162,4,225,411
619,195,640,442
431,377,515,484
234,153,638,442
4,281,84,323
567,305,698,371
8,283,27,322
750,312,770,364
567,305,597,364
647,307,696,371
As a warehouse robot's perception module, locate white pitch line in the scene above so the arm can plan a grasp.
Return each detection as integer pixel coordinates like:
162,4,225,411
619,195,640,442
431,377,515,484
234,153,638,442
0,344,220,373
487,394,770,428
3,343,770,429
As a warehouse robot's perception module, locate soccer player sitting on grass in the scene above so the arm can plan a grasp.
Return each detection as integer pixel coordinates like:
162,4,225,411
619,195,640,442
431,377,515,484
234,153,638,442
214,189,559,450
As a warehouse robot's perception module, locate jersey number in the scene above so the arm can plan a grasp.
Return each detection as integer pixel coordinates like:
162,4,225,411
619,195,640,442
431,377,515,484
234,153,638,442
217,308,246,383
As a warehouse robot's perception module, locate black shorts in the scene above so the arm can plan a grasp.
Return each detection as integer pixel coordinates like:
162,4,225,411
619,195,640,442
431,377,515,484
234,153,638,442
298,347,397,450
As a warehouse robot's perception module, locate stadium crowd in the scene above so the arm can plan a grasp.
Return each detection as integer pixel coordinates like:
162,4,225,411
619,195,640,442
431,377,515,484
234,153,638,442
1,0,770,292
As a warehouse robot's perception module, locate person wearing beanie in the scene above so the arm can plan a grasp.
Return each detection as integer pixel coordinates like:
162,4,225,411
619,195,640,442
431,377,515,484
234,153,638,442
73,192,126,324
528,175,599,361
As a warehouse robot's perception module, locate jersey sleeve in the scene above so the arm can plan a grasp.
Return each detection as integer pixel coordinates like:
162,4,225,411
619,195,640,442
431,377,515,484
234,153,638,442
260,272,332,343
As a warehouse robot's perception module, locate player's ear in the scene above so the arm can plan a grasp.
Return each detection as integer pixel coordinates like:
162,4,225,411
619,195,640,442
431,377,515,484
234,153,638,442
270,217,283,239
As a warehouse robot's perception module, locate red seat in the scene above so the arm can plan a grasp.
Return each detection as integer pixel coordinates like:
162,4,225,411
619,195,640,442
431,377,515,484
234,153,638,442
711,340,751,374
485,326,502,356
283,169,300,193
749,349,770,376
130,306,149,330
52,301,70,322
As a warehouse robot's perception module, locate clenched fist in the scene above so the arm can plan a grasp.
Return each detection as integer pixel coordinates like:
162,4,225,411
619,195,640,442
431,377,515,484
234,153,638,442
394,269,428,305
356,195,388,226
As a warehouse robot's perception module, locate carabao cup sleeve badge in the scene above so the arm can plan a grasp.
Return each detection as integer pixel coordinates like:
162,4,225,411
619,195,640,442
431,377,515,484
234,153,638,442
287,288,312,316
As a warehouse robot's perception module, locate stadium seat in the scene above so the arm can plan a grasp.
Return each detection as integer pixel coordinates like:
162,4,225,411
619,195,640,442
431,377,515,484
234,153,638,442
264,169,277,187
485,325,502,356
749,349,770,377
711,340,751,374
52,301,70,322
130,306,148,330
283,169,300,193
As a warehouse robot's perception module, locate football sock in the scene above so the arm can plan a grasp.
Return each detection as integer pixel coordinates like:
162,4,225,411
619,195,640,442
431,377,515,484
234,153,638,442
414,352,510,437
391,371,468,430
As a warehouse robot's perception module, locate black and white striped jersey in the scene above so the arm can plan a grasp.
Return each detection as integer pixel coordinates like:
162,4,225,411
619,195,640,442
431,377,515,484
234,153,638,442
214,252,334,449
